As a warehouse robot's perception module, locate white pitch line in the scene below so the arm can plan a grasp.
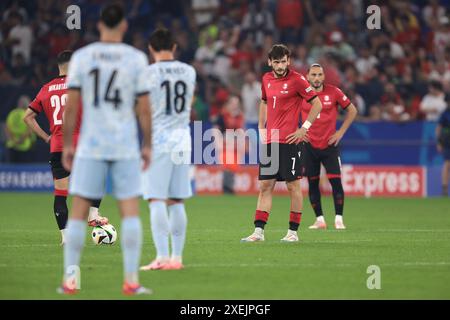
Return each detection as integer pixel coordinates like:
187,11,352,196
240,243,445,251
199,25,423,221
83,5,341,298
1,262,449,269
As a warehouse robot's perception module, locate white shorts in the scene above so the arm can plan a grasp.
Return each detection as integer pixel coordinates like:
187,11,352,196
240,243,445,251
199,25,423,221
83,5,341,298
70,157,142,200
142,151,192,200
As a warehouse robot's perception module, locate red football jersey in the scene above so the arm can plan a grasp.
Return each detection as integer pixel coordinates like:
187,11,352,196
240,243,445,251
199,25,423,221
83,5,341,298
29,76,81,152
301,84,351,150
261,69,317,144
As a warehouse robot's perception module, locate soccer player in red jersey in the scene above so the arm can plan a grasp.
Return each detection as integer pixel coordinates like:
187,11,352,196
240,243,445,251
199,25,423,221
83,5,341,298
241,44,322,242
23,50,108,245
301,63,358,230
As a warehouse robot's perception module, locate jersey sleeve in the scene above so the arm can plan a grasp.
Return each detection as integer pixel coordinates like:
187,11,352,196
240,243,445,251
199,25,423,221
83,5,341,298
28,88,44,114
335,87,351,109
66,52,82,90
296,74,316,102
135,52,151,96
261,79,267,101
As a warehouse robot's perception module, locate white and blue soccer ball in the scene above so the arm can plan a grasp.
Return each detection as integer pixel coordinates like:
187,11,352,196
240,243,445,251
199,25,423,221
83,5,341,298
92,224,117,245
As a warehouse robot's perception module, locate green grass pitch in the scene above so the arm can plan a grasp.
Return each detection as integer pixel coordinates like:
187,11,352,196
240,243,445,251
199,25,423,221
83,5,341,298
0,193,449,299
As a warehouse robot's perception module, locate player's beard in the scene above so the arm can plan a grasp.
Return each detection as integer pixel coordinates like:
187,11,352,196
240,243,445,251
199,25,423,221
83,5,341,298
312,81,323,89
273,67,288,78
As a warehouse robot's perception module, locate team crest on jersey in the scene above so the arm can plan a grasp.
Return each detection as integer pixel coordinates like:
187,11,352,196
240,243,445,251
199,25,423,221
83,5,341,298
281,83,289,94
283,83,288,89
324,95,329,101
268,83,271,88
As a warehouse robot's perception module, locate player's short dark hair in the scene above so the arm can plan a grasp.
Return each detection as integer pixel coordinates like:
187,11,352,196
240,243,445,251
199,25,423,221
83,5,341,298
268,44,290,60
56,50,73,65
307,63,323,73
149,28,175,51
100,3,124,28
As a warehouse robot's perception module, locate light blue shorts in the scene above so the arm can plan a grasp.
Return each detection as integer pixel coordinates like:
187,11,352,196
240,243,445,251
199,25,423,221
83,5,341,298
142,152,192,200
70,157,142,200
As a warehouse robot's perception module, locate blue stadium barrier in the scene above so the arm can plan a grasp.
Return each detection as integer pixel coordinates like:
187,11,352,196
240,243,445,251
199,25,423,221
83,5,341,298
189,121,441,166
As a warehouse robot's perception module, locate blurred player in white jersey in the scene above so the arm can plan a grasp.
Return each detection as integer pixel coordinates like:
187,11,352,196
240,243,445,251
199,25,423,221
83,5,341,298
59,4,152,295
140,28,196,271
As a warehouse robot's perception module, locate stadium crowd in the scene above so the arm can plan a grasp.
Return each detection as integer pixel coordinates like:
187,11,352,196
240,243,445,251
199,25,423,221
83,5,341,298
1,0,450,162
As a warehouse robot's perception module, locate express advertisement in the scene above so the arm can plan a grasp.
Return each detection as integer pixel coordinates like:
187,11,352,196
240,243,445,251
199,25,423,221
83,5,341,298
193,165,426,197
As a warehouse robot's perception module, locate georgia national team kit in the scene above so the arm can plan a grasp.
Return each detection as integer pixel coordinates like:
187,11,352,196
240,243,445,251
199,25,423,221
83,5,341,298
28,76,81,180
301,84,351,178
259,69,317,181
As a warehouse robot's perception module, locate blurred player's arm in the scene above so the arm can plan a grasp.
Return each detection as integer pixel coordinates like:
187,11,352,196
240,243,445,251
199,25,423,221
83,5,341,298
62,89,80,170
287,96,322,144
23,108,51,143
135,94,152,170
258,100,267,142
328,103,358,146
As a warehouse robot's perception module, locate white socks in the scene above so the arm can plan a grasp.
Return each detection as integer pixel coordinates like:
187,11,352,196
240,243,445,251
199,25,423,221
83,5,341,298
316,215,325,223
255,227,264,235
63,219,85,285
168,203,187,261
149,201,188,263
287,229,297,236
335,215,343,223
149,201,170,260
121,216,142,284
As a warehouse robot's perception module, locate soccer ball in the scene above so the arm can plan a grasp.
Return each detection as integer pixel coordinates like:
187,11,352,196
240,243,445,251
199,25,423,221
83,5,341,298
92,224,117,245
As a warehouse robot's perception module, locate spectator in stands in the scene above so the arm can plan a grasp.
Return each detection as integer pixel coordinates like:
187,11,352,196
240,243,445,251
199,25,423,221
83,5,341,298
420,81,447,121
8,53,31,86
328,30,356,62
4,11,33,64
195,31,220,78
192,0,220,29
291,44,308,71
275,0,304,43
241,71,261,128
380,83,410,122
241,0,275,48
355,46,378,75
433,16,450,61
428,60,450,92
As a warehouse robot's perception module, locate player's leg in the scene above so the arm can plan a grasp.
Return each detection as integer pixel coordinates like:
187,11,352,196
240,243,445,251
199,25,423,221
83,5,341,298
165,199,186,270
281,179,302,242
163,158,192,269
49,152,71,244
54,178,69,245
322,146,345,229
241,179,276,242
59,157,107,294
140,152,172,270
112,159,151,295
241,143,277,242
280,143,304,242
304,144,326,229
